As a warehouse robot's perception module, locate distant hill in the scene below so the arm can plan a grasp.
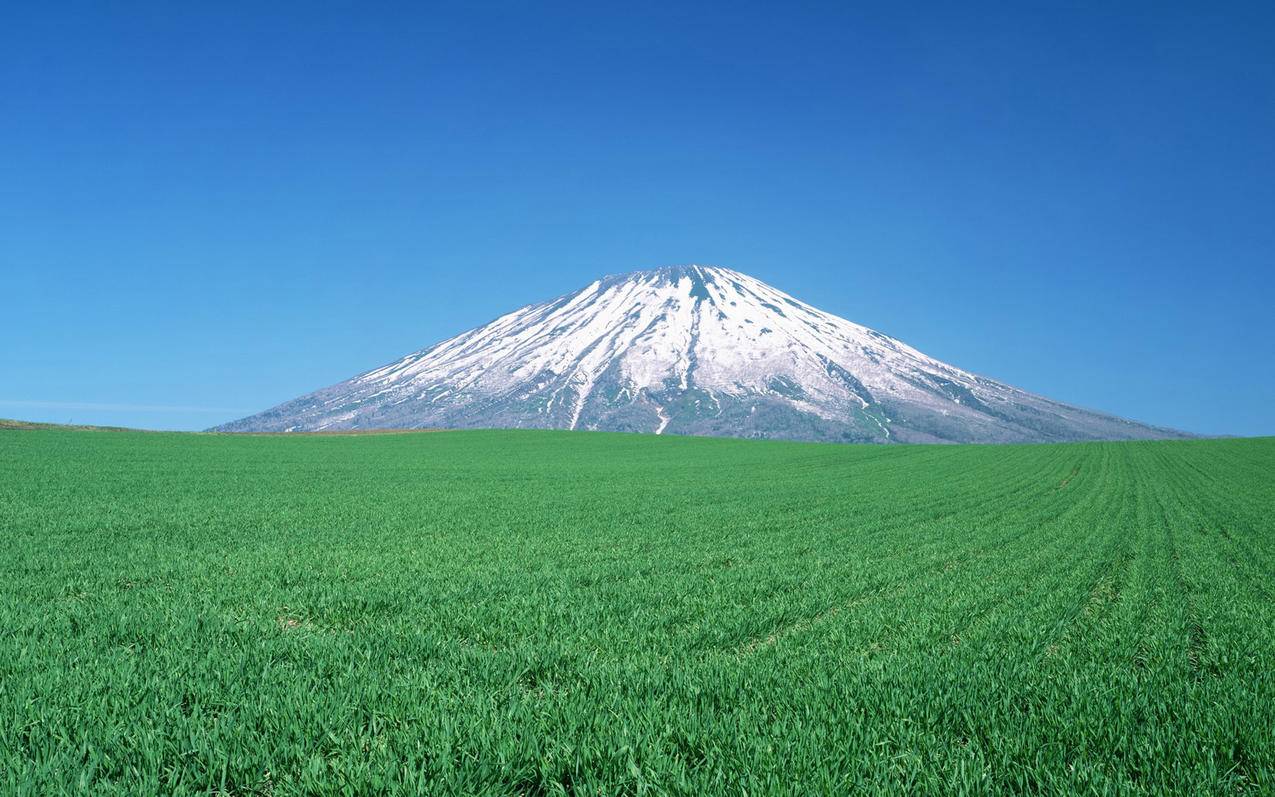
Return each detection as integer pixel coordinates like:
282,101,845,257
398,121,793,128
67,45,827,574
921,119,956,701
0,418,136,432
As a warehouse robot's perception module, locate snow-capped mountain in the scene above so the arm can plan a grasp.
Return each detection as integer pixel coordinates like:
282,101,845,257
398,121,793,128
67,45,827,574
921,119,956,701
215,266,1186,443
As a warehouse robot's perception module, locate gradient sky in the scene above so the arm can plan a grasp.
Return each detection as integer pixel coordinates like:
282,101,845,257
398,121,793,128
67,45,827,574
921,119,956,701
3,2,1273,434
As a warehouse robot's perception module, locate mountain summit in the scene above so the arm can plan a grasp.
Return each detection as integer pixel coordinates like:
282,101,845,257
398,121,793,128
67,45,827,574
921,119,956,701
216,266,1185,443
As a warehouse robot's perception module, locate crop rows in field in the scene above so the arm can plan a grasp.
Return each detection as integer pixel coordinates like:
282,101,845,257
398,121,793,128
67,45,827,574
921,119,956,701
1,429,1272,794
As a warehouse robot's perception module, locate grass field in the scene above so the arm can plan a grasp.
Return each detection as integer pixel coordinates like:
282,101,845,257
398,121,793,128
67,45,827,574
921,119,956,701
1,428,1272,795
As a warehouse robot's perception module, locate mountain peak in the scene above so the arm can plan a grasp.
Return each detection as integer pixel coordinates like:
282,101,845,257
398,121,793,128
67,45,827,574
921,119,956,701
620,263,725,276
602,264,732,287
215,268,1187,444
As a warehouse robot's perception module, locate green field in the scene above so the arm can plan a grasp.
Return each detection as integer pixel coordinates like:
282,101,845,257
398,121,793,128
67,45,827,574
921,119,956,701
2,428,1272,795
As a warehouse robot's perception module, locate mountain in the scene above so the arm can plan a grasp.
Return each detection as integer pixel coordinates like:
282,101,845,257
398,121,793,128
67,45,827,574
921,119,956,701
214,266,1188,443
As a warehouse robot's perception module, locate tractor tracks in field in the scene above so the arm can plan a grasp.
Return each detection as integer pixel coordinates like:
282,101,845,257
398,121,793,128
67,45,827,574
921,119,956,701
1033,465,1138,661
1167,526,1209,681
1161,447,1274,602
731,548,977,658
733,452,1100,660
1194,524,1272,603
1040,537,1134,661
938,467,1128,657
1146,446,1218,681
1186,514,1273,604
733,573,914,657
728,531,1000,659
734,514,1100,661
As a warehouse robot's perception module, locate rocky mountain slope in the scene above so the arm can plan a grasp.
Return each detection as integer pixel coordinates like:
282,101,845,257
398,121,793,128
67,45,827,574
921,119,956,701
215,266,1187,443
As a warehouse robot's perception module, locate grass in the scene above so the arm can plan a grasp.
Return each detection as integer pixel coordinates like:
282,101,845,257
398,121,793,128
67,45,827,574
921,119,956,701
1,427,1272,795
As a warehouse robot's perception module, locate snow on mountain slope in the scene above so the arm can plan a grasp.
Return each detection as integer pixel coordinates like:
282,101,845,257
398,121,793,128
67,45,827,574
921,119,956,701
214,266,1188,443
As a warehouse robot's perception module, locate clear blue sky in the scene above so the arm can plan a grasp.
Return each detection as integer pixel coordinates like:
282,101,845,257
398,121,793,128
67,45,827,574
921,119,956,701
3,2,1272,434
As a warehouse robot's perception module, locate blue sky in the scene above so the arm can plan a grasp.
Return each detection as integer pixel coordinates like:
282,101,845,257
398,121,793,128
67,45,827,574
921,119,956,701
3,2,1272,434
